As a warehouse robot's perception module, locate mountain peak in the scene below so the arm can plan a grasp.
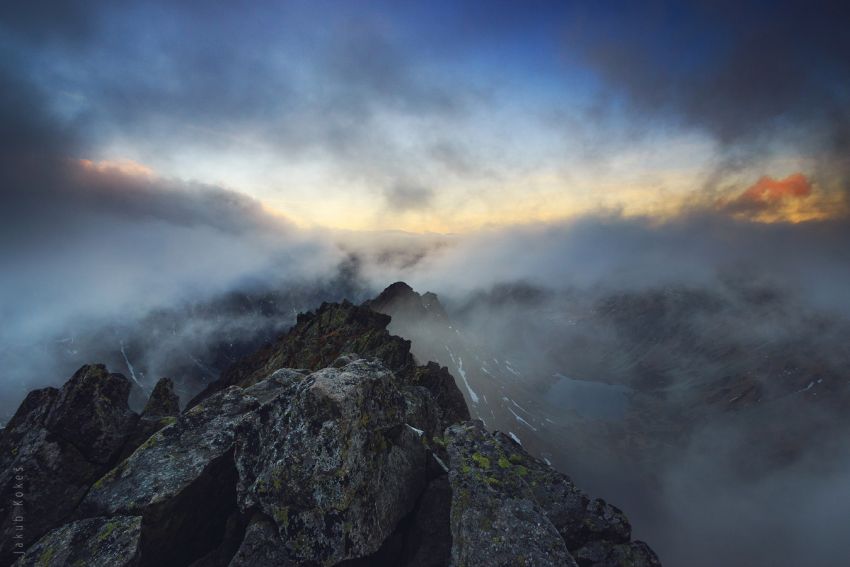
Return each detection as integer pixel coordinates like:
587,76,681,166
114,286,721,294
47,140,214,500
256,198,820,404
367,281,417,309
366,282,449,325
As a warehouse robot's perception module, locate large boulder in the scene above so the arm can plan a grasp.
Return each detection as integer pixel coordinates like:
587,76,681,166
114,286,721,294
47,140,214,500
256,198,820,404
0,365,138,564
74,358,442,566
235,359,429,565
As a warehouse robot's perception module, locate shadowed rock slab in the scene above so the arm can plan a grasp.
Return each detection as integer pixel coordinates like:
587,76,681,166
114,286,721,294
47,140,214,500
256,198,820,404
82,386,254,516
409,362,470,430
80,386,255,566
227,515,290,567
13,515,141,567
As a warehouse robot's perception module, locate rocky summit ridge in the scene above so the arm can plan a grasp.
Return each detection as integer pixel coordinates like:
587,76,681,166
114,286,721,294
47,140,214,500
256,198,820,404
0,283,660,567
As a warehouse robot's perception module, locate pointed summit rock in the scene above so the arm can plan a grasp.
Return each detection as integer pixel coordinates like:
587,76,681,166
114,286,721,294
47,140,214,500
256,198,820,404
141,377,180,418
365,281,449,325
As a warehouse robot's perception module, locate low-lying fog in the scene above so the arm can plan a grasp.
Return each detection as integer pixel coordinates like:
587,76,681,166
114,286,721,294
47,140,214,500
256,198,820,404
3,190,849,565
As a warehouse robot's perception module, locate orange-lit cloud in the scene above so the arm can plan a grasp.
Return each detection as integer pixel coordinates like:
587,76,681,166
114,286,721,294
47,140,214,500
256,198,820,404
738,173,812,204
716,173,823,222
78,158,155,178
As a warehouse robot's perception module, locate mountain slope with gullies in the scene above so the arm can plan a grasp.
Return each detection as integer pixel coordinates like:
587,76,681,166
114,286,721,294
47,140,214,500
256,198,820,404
0,286,660,567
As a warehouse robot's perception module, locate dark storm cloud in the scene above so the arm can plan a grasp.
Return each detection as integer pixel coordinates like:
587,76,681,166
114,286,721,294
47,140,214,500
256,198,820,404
568,1,850,145
323,25,460,117
0,63,294,251
565,0,850,203
0,0,107,45
12,1,478,186
0,45,345,415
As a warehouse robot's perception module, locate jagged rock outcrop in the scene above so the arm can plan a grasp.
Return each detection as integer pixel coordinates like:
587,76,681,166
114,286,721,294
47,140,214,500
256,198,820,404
117,377,181,462
141,377,180,418
71,357,442,566
78,382,252,566
190,298,469,430
1,284,661,567
0,365,138,564
189,300,417,406
364,282,449,326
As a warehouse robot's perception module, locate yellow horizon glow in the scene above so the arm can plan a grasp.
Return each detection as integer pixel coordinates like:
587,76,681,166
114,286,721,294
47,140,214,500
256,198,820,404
75,155,845,234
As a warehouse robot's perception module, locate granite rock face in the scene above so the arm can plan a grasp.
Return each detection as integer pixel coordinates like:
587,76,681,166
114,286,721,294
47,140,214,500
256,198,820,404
1,286,661,567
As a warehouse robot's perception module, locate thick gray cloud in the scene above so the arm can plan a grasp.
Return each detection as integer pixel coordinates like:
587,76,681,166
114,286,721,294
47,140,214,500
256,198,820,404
383,213,850,317
0,56,347,413
383,181,435,212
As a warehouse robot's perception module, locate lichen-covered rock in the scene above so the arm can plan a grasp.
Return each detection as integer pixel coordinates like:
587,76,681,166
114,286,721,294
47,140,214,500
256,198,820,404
70,357,443,566
494,429,629,549
235,359,429,565
82,385,253,516
484,431,660,565
446,421,576,567
12,515,141,567
0,365,138,564
445,421,660,567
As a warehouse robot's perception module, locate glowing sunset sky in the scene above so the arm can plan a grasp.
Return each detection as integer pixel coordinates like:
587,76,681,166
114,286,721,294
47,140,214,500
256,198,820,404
3,1,848,232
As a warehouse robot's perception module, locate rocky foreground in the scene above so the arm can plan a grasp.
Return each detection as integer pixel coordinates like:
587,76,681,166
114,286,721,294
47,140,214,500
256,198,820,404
0,289,660,566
